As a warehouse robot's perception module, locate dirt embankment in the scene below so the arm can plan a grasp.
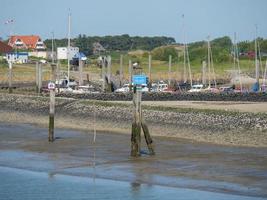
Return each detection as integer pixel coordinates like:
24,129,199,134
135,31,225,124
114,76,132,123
0,93,267,147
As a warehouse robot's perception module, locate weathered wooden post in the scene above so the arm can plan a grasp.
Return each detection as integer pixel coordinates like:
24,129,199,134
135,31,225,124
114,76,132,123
101,57,106,92
129,59,132,91
119,54,123,87
148,53,152,91
8,61,13,94
36,62,42,94
56,60,60,93
131,65,155,157
202,60,207,86
79,59,84,86
107,55,111,84
106,55,112,92
36,61,39,93
48,64,56,142
168,55,172,86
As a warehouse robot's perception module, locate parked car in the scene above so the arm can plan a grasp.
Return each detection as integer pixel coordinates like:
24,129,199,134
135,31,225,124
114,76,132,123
188,84,204,93
115,84,130,93
219,86,234,94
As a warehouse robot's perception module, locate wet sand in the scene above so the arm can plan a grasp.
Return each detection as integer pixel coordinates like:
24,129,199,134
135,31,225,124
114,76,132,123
0,122,267,198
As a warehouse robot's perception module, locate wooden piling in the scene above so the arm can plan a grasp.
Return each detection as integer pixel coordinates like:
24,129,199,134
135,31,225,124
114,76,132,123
129,60,132,91
48,64,56,142
106,56,112,92
79,59,84,86
49,89,55,142
8,61,12,94
107,56,111,84
202,61,207,86
168,55,172,86
37,63,42,94
36,62,39,93
102,58,106,92
119,54,123,87
131,87,155,157
141,122,155,155
148,54,152,91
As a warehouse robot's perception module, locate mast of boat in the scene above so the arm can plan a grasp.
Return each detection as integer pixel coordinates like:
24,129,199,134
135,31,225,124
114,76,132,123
67,10,71,85
255,24,260,85
234,33,242,92
263,59,267,91
186,41,192,87
182,14,187,83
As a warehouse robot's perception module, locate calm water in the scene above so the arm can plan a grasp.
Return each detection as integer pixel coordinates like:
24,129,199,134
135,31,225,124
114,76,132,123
0,167,266,200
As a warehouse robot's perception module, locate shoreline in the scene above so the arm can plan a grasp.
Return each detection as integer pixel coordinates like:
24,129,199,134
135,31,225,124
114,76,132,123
0,93,267,147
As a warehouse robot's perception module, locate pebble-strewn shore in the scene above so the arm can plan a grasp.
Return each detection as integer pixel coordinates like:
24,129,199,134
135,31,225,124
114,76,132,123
56,92,267,102
0,93,267,146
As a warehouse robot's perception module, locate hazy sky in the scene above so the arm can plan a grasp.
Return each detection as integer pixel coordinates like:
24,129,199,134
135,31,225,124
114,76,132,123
1,0,267,43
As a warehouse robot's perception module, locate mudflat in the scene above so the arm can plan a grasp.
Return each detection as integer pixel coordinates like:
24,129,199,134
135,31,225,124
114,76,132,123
0,122,267,198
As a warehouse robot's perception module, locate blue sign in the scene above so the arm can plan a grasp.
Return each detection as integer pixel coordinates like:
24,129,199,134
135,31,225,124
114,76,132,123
132,75,147,85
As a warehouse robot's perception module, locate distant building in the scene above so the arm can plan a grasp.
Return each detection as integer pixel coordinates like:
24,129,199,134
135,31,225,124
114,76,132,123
8,35,46,51
6,52,29,64
28,51,47,59
57,47,79,60
0,41,12,54
93,42,105,55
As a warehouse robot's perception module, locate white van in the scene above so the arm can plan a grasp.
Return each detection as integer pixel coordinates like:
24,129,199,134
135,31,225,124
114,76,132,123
188,84,204,93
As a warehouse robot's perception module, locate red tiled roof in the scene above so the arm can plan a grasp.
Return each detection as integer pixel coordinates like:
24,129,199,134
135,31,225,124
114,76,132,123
0,41,12,53
8,35,44,49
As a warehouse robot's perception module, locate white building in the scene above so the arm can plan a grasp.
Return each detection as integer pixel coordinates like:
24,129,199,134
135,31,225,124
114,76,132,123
57,47,79,60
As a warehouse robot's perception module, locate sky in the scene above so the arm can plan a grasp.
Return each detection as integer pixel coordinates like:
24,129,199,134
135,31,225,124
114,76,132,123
1,0,267,43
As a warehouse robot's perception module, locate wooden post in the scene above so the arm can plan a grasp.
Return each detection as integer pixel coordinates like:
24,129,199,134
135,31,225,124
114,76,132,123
131,85,155,157
106,56,112,92
102,58,106,92
56,61,60,93
148,54,152,91
48,64,56,142
131,88,141,157
36,62,39,93
107,56,111,84
129,60,132,91
38,63,42,94
168,55,172,86
79,59,84,86
202,61,207,86
8,61,13,94
119,54,123,87
49,89,55,142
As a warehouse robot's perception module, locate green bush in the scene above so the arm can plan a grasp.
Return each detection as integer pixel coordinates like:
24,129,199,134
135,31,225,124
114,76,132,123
152,46,178,61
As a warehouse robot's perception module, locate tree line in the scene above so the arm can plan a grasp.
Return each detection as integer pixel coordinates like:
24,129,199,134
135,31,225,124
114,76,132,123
44,34,176,55
44,34,267,63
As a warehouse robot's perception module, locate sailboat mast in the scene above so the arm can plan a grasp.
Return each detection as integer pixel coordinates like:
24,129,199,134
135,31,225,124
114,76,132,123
182,14,187,83
255,24,259,84
67,10,71,83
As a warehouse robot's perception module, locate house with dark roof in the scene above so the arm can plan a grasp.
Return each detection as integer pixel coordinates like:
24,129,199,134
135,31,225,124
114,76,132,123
0,41,12,54
8,35,46,51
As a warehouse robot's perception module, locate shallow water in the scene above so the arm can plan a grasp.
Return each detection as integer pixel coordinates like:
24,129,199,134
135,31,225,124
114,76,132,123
0,166,266,200
1,122,267,199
